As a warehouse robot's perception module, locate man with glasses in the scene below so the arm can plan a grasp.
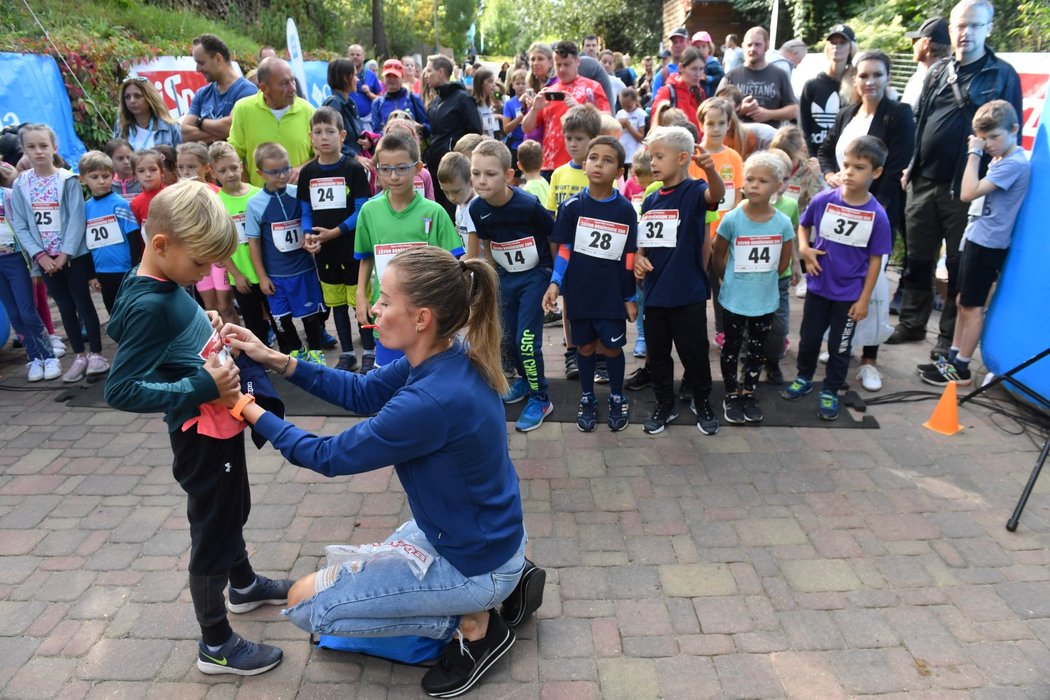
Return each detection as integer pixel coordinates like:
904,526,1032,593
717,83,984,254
228,58,315,188
889,0,1022,359
181,34,258,144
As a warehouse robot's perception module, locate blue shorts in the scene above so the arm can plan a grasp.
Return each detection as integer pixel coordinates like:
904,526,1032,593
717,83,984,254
570,317,627,349
270,269,325,319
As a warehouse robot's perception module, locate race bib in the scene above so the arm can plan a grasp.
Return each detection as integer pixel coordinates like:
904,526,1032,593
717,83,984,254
85,215,124,251
574,217,629,261
0,217,13,247
638,210,679,248
630,194,644,215
199,330,231,365
784,184,801,201
968,195,989,219
309,177,347,210
271,219,303,253
32,202,60,235
733,234,781,273
231,213,247,244
490,237,539,272
818,203,874,248
374,241,427,284
414,180,426,199
717,182,735,213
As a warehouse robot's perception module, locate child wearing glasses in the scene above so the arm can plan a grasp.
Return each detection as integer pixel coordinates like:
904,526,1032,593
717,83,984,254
353,132,463,367
244,141,327,365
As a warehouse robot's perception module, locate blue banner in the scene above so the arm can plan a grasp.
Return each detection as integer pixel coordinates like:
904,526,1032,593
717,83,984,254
302,60,332,108
0,53,87,170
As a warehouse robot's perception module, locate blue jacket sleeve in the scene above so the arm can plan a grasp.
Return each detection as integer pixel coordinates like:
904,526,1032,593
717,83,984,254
301,199,314,233
370,98,383,133
339,196,368,235
285,355,407,415
411,94,431,136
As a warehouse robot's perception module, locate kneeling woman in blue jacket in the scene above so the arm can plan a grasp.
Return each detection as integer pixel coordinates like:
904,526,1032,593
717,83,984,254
220,247,541,697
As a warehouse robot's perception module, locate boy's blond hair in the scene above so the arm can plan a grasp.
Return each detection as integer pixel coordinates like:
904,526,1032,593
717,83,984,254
561,104,601,139
472,139,513,172
207,141,239,164
646,126,694,156
78,150,114,176
437,151,471,185
176,142,210,164
516,140,543,173
599,113,623,137
631,147,653,176
253,141,288,168
147,180,238,263
454,133,487,156
770,124,805,160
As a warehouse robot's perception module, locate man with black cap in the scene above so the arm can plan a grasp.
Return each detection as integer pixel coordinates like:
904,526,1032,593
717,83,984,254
717,26,798,127
889,0,1022,358
651,27,690,95
902,18,952,110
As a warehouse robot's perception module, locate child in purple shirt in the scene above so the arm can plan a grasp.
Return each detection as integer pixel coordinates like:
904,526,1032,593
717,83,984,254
782,135,892,420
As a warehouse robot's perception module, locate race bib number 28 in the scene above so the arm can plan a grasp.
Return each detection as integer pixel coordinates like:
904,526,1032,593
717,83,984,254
574,217,629,261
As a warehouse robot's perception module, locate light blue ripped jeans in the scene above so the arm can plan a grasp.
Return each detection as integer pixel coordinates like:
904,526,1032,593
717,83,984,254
283,520,527,641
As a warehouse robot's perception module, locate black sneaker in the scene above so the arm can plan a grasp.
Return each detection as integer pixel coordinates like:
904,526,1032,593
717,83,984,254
624,366,651,391
499,559,545,627
607,394,629,432
765,362,784,385
691,398,720,435
421,611,516,698
335,352,358,372
543,310,563,327
643,403,679,435
594,358,609,384
721,393,745,424
197,633,283,676
359,354,376,374
576,393,597,432
741,393,763,423
227,575,294,613
564,352,579,380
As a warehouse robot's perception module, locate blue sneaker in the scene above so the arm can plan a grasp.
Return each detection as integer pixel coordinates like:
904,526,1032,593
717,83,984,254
781,376,813,401
633,338,646,358
321,330,338,349
227,574,294,613
266,328,276,348
197,633,283,676
305,349,327,366
502,377,530,404
818,389,840,421
516,394,553,432
608,394,629,432
576,393,597,432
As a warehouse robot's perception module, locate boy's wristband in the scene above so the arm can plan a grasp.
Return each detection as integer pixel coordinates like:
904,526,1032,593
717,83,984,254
968,149,983,157
229,393,256,421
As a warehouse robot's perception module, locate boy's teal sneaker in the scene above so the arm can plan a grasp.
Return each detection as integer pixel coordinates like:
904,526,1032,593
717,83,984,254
197,633,283,676
781,376,814,401
227,574,294,614
577,393,597,432
516,394,553,432
305,349,327,366
818,389,840,421
502,377,530,404
608,394,629,432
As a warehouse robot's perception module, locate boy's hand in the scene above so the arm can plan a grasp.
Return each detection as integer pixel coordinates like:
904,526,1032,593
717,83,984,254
90,278,101,291
634,255,653,280
303,233,322,254
542,284,560,313
355,290,372,327
848,299,869,322
967,135,986,152
799,246,825,275
221,323,273,365
790,259,802,287
204,352,240,403
824,171,843,188
231,272,251,295
692,145,715,173
205,310,222,331
625,300,638,322
259,275,275,295
900,168,910,190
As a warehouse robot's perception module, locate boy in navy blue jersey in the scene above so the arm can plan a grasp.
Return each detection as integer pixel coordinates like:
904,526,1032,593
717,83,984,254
245,142,326,365
543,136,638,432
634,126,725,435
298,107,373,373
469,139,556,432
78,151,141,314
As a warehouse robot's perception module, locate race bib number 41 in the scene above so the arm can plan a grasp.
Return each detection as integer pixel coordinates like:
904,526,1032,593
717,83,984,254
309,177,347,210
271,219,303,252
733,235,781,273
490,237,540,272
574,217,629,261
638,210,679,248
818,203,874,248
85,215,124,251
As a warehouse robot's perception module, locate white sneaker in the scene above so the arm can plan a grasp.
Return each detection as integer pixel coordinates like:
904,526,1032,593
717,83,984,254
43,357,62,380
86,353,110,376
819,351,829,364
62,355,88,383
50,334,66,358
794,278,807,298
27,359,44,382
857,364,883,392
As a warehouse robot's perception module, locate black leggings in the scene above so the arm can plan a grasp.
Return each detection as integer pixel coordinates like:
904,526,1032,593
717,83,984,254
96,272,126,316
232,284,272,347
42,254,101,354
721,310,774,394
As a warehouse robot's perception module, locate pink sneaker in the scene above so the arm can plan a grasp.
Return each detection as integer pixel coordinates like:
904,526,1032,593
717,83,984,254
62,355,88,383
714,332,725,348
86,353,110,376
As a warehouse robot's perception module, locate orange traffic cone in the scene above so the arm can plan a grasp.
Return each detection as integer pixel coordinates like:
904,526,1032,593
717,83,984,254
924,381,963,435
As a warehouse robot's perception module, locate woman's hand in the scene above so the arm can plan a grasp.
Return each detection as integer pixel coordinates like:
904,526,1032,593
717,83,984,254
220,323,274,365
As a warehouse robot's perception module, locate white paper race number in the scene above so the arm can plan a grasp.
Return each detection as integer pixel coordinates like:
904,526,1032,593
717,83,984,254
271,219,303,252
85,215,124,251
638,210,679,248
231,213,247,244
818,203,874,247
733,234,781,273
717,182,736,213
784,184,801,201
374,241,427,284
309,177,347,210
32,202,60,235
574,216,629,261
490,237,540,272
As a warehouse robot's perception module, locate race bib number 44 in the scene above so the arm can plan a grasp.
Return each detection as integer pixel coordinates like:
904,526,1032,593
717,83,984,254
85,215,124,251
574,217,629,261
271,219,303,252
733,234,781,273
490,237,540,272
309,177,347,210
818,203,874,248
638,210,679,248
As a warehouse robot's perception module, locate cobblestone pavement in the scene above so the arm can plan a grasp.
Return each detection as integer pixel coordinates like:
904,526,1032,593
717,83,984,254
2,285,1050,699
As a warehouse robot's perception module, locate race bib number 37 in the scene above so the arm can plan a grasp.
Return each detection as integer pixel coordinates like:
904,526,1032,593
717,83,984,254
818,203,875,248
638,210,679,248
574,217,629,261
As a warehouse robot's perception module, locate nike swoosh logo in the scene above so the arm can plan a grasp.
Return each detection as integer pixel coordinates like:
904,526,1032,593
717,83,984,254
200,652,228,666
480,213,492,219
611,334,625,342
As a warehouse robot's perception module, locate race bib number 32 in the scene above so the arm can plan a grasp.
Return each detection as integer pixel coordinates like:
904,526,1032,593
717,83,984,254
818,203,875,248
574,216,629,261
638,210,679,248
309,177,347,210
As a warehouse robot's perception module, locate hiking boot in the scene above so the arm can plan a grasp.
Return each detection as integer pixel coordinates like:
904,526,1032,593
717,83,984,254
643,403,679,435
722,393,745,424
421,611,515,698
197,633,283,676
624,366,651,391
515,394,553,432
607,394,629,432
886,325,925,344
576,393,597,432
227,575,294,614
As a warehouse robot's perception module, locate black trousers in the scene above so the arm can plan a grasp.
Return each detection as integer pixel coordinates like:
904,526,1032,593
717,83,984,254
232,283,272,346
41,254,101,354
797,292,856,393
644,302,713,407
96,272,126,316
170,427,256,645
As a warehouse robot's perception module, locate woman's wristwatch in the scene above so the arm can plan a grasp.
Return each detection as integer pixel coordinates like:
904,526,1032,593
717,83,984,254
229,394,256,421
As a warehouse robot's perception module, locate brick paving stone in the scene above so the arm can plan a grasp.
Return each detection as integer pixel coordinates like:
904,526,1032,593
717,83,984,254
996,581,1050,619
713,653,784,699
780,559,862,592
659,563,736,597
77,638,174,681
595,657,659,699
693,596,754,634
831,607,900,648
4,656,76,699
654,656,721,699
779,610,846,650
966,641,1041,686
830,648,908,694
771,651,847,699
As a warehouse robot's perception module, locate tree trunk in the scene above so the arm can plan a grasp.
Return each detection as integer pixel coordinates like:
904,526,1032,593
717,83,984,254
372,0,388,59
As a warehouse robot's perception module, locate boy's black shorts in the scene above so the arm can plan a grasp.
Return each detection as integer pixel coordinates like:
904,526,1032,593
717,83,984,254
957,240,1008,308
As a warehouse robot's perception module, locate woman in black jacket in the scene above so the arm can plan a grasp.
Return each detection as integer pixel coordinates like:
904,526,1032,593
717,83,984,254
818,49,915,392
424,54,483,215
